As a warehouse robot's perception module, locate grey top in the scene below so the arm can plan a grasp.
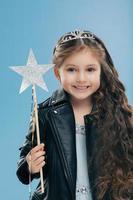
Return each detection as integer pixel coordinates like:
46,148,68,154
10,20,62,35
75,124,92,200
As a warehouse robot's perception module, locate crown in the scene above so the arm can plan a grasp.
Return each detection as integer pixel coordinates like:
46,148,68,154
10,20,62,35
58,30,95,45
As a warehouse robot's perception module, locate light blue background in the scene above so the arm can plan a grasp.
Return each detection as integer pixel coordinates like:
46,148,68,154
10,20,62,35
0,0,132,199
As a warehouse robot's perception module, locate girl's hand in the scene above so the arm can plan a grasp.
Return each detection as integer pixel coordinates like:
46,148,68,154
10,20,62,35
26,143,46,174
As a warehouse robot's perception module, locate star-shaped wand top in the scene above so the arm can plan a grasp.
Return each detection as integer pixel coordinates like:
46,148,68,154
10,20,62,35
10,49,54,93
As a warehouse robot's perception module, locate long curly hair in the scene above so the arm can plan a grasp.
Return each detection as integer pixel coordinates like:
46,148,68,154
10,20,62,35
52,30,133,199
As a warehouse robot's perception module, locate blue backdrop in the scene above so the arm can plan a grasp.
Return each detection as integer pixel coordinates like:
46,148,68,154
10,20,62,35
0,0,132,199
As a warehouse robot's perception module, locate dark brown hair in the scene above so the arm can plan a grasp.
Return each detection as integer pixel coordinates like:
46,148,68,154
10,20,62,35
53,31,133,199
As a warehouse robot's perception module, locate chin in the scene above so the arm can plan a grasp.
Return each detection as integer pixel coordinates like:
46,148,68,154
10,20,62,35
71,94,91,101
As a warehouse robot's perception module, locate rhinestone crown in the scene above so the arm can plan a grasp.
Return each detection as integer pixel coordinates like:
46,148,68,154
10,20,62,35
58,30,95,45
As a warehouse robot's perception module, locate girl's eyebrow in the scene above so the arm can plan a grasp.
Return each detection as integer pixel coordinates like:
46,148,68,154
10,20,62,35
65,64,98,68
65,64,77,67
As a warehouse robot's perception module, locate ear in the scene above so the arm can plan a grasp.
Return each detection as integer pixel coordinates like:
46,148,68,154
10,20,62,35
54,67,61,81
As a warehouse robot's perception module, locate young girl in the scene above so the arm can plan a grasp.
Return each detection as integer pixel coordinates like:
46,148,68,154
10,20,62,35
16,30,133,200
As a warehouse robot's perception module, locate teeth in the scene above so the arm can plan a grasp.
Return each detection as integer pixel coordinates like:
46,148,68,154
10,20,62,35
74,86,89,89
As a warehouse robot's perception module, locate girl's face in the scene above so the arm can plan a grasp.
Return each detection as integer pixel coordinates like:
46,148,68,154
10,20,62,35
54,48,101,104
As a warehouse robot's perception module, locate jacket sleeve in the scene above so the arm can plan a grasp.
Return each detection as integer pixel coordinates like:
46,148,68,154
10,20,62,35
16,110,48,185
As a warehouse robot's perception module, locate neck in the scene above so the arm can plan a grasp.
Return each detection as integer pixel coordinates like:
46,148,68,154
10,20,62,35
70,97,93,125
71,97,93,111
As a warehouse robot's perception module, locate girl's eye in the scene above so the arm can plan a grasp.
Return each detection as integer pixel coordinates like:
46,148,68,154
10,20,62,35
67,68,76,72
87,68,95,72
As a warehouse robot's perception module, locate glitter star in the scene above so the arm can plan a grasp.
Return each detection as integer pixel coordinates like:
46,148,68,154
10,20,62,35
10,49,54,93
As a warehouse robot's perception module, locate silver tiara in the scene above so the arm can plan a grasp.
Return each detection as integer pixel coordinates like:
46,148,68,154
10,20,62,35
58,30,95,45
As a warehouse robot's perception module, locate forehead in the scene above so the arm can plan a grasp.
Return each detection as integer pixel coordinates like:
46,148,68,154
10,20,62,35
62,47,100,66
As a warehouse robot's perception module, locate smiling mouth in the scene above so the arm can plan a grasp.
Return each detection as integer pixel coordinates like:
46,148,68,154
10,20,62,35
73,86,90,90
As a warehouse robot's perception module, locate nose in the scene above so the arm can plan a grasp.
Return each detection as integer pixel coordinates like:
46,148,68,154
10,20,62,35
76,71,86,83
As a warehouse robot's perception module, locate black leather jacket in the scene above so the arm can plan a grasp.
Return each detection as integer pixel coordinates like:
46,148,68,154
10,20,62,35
16,89,110,200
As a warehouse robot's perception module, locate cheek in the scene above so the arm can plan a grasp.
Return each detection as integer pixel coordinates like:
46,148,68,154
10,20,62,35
97,75,101,88
91,72,100,80
60,72,73,82
60,74,69,83
91,73,101,86
97,75,101,85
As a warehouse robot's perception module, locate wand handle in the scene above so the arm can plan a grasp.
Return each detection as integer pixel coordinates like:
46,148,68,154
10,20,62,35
32,84,44,193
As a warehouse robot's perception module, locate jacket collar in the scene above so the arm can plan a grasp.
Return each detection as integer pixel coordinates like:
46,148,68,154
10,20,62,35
48,88,97,119
48,88,70,106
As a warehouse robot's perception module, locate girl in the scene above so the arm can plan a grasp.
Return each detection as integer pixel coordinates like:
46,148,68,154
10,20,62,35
17,30,133,200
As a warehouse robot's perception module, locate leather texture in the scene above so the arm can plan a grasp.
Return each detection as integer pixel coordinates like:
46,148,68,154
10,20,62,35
16,89,109,200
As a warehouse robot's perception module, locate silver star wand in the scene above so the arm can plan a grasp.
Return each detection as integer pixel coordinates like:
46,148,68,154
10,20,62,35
10,49,54,194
